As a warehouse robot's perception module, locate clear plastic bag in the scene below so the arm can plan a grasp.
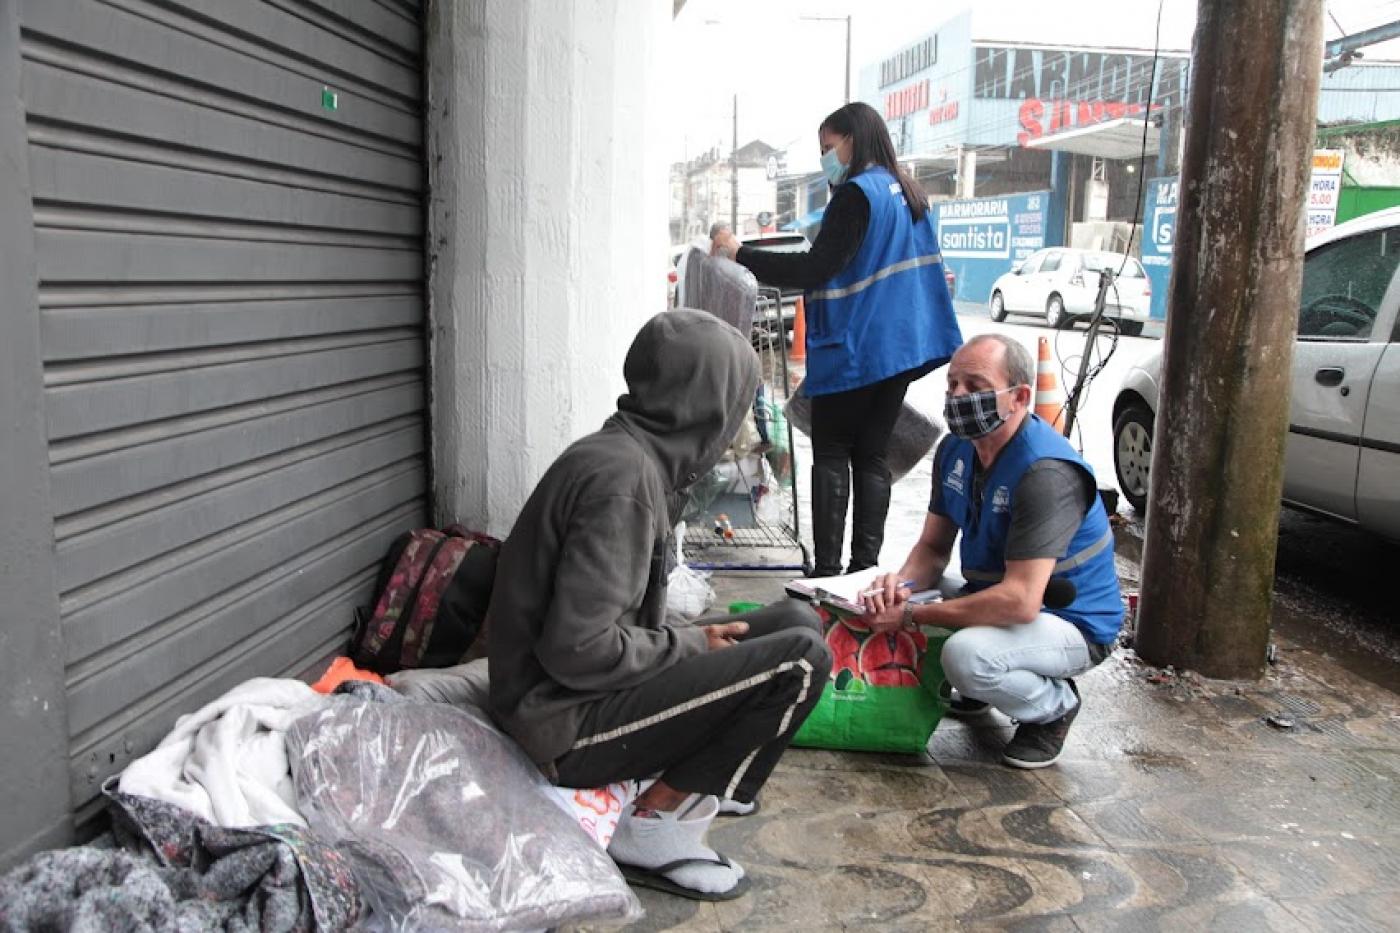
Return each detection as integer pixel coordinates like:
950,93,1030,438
287,698,642,931
679,466,730,524
667,563,715,619
666,523,715,619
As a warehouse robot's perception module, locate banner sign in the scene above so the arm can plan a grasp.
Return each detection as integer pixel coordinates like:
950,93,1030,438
1307,149,1345,240
1140,177,1177,321
934,191,1050,304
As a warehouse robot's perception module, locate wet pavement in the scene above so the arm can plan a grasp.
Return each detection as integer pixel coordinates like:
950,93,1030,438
607,566,1400,932
1269,510,1400,694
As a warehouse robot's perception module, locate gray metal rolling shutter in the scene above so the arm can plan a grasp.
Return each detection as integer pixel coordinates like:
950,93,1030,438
17,0,429,821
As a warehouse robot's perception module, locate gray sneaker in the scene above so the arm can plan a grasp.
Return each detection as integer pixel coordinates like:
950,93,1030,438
1001,680,1080,769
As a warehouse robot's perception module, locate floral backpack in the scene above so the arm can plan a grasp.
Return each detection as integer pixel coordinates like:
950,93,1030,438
348,524,501,674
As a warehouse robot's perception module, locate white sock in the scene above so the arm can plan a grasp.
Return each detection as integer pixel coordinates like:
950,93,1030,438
717,796,757,816
608,795,745,895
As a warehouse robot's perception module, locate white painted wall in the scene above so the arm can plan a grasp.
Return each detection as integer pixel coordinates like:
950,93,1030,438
427,0,673,536
1334,135,1400,188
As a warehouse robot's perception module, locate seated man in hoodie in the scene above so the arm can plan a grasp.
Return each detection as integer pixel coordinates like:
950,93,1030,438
488,310,831,902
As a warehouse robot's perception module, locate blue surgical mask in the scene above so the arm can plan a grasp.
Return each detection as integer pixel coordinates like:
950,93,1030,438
820,146,849,186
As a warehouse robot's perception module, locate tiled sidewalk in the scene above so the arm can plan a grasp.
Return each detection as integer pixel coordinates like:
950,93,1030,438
613,574,1400,932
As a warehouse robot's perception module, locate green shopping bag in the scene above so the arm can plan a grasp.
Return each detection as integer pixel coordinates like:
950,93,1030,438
793,607,952,754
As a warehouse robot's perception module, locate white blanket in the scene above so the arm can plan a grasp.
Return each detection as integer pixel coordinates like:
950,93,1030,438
118,677,330,828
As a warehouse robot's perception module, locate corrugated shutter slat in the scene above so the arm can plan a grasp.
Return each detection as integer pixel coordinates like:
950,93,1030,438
19,0,429,819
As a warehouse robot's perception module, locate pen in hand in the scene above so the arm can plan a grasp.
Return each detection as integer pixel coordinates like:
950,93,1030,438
858,580,916,600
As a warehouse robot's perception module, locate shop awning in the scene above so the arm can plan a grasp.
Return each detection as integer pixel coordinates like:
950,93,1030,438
1024,118,1160,160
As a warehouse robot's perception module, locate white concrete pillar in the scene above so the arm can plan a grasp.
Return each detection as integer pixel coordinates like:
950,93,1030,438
426,0,672,535
1084,178,1110,222
955,146,977,199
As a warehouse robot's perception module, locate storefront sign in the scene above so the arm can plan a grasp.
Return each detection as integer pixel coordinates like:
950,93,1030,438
1016,99,1154,147
928,87,959,125
885,80,929,119
1140,177,1177,321
934,191,1049,303
973,47,1187,109
1307,149,1345,240
880,35,938,89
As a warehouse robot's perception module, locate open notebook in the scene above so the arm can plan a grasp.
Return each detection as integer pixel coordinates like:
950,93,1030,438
785,567,943,615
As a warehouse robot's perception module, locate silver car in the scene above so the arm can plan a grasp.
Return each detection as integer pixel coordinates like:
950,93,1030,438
1112,206,1400,541
989,248,1153,336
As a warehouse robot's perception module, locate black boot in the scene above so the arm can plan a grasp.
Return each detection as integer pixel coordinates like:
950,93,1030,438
809,465,849,577
846,470,892,574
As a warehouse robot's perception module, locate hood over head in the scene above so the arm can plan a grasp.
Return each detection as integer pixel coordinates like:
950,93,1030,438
610,310,761,492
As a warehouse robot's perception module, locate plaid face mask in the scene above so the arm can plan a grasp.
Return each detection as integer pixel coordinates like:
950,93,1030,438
944,387,1019,439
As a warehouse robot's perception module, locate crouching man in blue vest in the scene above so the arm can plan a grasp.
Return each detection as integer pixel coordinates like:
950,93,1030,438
862,334,1123,768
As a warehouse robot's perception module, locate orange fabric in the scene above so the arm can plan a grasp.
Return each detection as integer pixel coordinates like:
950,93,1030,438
312,656,385,694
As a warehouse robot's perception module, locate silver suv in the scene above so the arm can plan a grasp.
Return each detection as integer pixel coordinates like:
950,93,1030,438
1112,206,1400,541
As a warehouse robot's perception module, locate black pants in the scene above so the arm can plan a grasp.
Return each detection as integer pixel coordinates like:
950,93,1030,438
554,599,832,803
809,369,916,481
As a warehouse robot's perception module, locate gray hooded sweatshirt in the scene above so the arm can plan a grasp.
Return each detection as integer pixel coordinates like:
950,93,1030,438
487,310,762,767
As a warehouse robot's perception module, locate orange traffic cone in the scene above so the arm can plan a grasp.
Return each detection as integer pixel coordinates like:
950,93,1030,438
1034,336,1066,431
790,296,808,362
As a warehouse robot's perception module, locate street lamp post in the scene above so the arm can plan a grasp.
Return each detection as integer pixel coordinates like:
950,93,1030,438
800,14,852,103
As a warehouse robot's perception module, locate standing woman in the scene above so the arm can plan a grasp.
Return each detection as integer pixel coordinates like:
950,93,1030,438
713,102,963,577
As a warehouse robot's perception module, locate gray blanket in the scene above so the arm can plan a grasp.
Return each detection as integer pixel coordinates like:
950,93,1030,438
785,379,944,481
0,789,361,932
679,248,757,337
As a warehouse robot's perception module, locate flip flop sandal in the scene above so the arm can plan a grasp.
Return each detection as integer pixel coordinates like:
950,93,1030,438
616,855,752,902
717,795,761,817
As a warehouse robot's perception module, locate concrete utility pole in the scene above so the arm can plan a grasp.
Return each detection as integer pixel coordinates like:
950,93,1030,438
1136,0,1323,679
844,15,851,103
730,94,738,231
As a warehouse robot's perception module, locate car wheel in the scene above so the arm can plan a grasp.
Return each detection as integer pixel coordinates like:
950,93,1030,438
1046,294,1070,329
990,291,1008,322
1118,320,1144,337
1113,405,1154,514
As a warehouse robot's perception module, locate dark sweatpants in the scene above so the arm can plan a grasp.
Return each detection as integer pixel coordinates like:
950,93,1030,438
809,369,916,480
554,599,832,803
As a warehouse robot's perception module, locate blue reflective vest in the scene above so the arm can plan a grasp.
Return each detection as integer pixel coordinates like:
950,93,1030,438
937,415,1124,645
803,168,963,396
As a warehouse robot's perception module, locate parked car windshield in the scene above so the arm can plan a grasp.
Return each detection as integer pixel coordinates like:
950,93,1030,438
1298,229,1400,340
1082,253,1145,278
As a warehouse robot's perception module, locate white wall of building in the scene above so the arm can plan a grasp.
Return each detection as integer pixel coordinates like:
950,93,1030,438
427,0,673,536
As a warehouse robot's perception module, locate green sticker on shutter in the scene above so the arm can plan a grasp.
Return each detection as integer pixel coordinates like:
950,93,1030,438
322,87,339,111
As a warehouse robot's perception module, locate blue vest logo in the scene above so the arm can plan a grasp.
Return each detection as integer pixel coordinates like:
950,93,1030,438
946,457,966,494
991,485,1011,514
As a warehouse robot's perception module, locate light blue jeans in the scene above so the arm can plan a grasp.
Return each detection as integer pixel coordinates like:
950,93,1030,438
939,611,1094,724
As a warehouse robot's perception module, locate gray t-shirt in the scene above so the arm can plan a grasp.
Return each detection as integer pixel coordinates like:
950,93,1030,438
929,433,1095,561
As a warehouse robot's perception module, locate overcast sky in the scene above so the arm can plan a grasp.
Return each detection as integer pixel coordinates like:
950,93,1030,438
667,0,1400,173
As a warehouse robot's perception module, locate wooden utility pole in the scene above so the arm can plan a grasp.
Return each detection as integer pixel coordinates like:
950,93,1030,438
1136,0,1323,679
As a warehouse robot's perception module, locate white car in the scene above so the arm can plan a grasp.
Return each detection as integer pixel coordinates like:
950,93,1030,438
989,248,1153,336
1111,206,1400,542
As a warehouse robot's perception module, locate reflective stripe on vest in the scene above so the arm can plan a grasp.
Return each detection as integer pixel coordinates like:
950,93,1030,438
960,528,1114,583
807,251,945,302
